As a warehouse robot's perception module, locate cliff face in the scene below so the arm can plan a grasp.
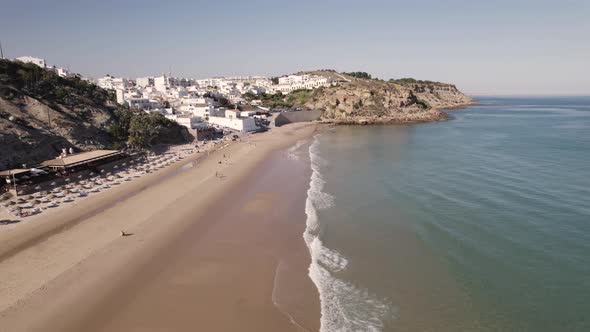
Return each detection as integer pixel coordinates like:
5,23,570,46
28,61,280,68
0,95,116,169
0,59,190,170
287,73,473,124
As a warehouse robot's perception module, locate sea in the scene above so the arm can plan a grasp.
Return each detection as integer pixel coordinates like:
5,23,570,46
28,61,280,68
296,97,590,331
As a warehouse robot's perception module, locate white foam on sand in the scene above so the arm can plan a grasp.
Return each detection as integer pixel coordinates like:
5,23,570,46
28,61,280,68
304,135,395,332
287,140,307,161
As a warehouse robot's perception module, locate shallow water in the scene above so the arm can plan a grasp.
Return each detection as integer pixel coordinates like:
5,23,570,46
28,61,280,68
304,97,590,331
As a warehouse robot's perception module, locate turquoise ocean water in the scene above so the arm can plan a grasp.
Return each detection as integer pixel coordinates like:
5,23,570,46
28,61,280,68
302,97,590,331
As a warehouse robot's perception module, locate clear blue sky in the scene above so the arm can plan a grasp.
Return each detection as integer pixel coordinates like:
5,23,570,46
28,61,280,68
1,0,588,95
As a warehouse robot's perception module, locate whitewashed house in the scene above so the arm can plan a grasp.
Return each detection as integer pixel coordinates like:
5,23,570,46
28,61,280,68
16,56,46,68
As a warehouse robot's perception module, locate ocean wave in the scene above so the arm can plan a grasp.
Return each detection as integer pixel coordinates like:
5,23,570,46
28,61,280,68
304,135,395,332
287,140,307,161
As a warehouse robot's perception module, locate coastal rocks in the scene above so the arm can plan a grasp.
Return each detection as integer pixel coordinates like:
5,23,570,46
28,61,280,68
286,73,472,125
321,108,449,125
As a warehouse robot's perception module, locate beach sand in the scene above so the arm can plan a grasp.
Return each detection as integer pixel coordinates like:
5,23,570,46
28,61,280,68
0,123,320,331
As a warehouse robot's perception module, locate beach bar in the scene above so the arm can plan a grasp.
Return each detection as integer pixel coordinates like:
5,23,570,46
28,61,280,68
0,168,49,196
41,150,125,171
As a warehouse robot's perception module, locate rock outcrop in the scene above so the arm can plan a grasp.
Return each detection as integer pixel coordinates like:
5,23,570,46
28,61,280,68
285,72,473,124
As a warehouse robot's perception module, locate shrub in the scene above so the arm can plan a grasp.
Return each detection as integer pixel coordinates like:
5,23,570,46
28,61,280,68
342,71,373,80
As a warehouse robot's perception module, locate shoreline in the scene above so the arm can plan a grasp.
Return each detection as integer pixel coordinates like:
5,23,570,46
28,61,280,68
0,123,321,331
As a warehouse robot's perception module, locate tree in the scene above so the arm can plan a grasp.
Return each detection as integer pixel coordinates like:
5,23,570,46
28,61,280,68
242,91,257,101
342,71,373,80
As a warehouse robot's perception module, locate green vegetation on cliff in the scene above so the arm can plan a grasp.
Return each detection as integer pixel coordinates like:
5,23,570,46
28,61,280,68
107,110,190,149
342,71,373,80
0,59,191,170
0,59,114,108
270,70,473,123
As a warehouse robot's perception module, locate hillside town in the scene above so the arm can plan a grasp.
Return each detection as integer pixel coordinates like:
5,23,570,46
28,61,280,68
13,56,338,136
0,55,342,217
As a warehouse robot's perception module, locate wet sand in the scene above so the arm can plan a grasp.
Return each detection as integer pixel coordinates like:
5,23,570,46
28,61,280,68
0,123,320,331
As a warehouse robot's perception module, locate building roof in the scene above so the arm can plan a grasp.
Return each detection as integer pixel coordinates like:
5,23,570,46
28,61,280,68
0,169,31,177
41,150,122,168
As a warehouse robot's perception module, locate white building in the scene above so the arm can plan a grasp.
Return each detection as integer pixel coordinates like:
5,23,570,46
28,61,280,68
126,98,160,110
167,87,188,99
154,76,170,92
167,115,208,129
116,89,125,104
55,67,70,77
272,74,331,94
16,56,46,68
178,97,215,117
207,115,259,132
97,76,128,90
136,77,154,87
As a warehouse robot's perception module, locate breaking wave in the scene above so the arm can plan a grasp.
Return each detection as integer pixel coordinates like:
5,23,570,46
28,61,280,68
304,135,395,331
287,140,307,161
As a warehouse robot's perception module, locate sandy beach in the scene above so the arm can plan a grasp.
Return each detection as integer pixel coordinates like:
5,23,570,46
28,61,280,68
0,123,320,331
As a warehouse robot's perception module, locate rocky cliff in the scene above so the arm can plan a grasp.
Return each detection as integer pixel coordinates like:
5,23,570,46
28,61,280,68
0,59,191,170
285,72,473,124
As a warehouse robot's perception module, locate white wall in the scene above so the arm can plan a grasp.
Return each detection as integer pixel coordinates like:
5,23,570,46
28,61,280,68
207,116,258,132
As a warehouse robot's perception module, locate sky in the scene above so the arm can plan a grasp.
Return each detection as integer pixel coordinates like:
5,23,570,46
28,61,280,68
1,0,589,95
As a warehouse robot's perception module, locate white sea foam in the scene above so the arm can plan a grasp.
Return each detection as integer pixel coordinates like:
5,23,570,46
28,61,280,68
287,140,307,161
304,135,395,332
